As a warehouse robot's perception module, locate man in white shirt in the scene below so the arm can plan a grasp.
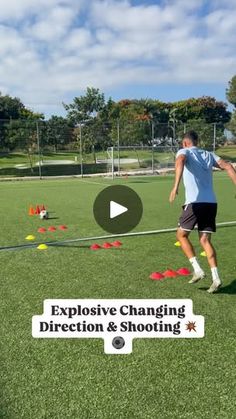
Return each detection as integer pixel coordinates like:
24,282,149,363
169,130,236,293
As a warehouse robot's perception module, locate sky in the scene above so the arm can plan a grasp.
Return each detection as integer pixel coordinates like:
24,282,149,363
0,0,235,118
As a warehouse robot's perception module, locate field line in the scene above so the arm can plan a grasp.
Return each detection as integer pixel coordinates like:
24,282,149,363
79,179,113,187
0,221,236,253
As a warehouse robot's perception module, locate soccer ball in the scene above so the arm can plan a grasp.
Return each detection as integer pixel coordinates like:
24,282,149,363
39,210,49,220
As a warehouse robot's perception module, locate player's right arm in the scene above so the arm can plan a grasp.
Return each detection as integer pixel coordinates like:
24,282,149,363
169,153,186,203
215,159,236,185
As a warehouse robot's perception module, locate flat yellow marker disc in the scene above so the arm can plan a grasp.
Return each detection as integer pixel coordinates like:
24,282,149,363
25,235,36,241
37,244,48,250
174,241,181,247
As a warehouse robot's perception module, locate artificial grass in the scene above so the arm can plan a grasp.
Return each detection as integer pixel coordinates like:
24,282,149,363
0,174,235,418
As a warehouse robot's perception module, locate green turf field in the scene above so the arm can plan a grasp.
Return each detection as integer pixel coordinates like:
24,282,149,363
0,173,236,419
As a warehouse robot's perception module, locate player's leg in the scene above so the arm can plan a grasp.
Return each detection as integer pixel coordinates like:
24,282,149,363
197,203,221,293
177,228,195,259
198,232,217,267
177,204,205,282
177,228,205,282
198,232,221,293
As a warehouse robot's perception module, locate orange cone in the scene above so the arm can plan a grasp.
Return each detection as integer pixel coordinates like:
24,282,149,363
35,205,41,215
28,205,35,216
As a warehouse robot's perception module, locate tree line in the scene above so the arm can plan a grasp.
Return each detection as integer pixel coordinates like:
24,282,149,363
0,75,236,153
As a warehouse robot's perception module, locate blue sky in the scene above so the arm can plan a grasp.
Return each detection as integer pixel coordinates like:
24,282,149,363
0,0,235,118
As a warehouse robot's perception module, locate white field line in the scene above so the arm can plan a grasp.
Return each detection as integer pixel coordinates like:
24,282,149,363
79,179,113,187
0,221,236,252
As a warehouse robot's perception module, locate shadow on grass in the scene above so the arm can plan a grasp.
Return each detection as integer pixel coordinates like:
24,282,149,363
50,244,90,249
199,279,236,294
0,152,27,159
128,180,150,184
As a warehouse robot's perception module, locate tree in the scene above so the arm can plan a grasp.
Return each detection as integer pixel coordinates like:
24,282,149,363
0,94,25,120
0,93,44,151
181,119,226,149
226,75,236,107
169,97,231,124
226,75,236,139
106,99,152,146
42,116,74,150
64,88,231,151
3,112,44,150
64,87,106,123
64,88,113,158
226,111,236,139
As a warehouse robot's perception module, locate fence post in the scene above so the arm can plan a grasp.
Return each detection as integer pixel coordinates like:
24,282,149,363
117,119,120,176
79,123,83,178
151,121,154,174
36,121,42,179
213,123,216,152
111,146,114,180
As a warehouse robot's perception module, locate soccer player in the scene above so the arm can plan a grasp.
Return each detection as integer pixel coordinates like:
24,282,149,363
169,130,236,293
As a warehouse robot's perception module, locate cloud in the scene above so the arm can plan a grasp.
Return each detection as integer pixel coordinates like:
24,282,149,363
27,6,75,42
0,0,235,116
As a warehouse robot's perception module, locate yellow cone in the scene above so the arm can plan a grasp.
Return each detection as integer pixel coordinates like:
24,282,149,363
174,241,181,247
37,244,48,250
25,235,35,241
200,251,207,257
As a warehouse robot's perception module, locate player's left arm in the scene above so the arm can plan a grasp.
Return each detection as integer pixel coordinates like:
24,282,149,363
169,154,186,203
215,158,236,185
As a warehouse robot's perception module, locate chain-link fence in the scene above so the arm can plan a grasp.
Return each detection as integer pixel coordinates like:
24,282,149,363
0,119,230,178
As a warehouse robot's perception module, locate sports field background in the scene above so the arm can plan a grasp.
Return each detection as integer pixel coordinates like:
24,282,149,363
0,145,236,178
0,173,235,418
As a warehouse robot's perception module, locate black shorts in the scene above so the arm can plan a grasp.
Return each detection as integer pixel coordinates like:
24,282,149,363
178,203,217,233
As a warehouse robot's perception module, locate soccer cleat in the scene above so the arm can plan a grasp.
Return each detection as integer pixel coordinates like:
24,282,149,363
188,271,205,284
207,281,222,294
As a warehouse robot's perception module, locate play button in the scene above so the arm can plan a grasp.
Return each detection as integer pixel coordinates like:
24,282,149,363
93,185,143,234
110,201,128,219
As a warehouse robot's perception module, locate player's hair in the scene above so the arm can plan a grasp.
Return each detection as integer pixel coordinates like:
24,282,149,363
183,130,198,145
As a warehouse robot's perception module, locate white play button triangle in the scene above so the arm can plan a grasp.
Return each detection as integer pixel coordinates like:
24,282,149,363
93,185,143,233
110,201,128,219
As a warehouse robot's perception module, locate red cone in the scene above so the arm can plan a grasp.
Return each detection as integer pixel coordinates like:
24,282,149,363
163,269,179,278
111,241,122,247
150,272,164,280
90,244,101,250
38,227,47,233
58,225,67,230
102,242,112,249
177,267,191,276
48,226,56,232
41,205,46,211
35,205,41,215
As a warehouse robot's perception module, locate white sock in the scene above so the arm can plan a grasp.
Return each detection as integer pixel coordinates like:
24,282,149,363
189,257,204,274
211,267,221,283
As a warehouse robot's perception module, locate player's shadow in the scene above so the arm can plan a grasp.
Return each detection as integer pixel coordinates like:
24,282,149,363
199,279,236,295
